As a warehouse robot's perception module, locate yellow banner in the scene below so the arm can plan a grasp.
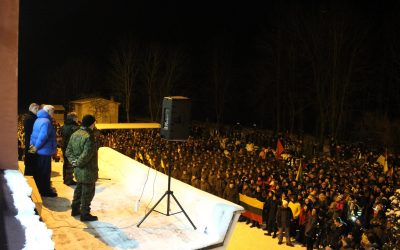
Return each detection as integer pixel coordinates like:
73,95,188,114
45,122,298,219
239,194,264,210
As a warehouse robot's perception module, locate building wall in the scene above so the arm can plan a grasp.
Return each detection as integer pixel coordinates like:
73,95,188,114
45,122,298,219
0,0,18,169
71,100,119,123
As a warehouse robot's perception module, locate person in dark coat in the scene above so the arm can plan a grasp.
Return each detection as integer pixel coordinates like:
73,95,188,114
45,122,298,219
266,192,280,238
66,115,99,221
61,112,79,185
200,177,211,193
30,105,57,197
276,199,294,246
223,180,239,204
305,208,318,250
327,217,347,250
180,170,191,184
263,191,273,234
214,173,226,197
23,103,39,176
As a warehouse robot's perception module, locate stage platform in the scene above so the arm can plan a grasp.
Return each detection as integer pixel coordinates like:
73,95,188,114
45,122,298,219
13,147,304,250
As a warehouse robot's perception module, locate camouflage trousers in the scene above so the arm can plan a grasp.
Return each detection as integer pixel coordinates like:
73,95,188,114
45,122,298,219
71,182,96,215
63,157,75,183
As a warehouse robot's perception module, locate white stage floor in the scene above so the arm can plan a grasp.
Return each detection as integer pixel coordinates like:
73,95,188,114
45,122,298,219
17,147,304,250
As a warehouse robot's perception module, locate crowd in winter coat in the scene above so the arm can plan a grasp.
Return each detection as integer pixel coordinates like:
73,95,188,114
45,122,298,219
95,124,399,249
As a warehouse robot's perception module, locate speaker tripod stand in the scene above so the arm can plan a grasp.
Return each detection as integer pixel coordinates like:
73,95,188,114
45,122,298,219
137,141,196,230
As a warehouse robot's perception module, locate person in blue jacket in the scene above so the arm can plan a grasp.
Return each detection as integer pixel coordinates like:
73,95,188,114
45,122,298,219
30,105,58,197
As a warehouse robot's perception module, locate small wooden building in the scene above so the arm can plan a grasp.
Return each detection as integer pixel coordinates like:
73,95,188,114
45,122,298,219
52,105,66,124
70,97,120,123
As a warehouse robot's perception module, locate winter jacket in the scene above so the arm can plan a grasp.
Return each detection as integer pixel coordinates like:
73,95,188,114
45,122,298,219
276,206,293,228
267,199,279,225
61,119,79,152
305,213,318,237
23,111,37,151
66,127,98,183
30,110,57,156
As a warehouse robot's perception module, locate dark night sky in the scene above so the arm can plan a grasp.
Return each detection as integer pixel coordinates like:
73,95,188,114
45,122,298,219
19,1,268,116
18,1,400,141
19,1,263,97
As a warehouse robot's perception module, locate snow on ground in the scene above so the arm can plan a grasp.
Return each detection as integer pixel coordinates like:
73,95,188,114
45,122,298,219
13,147,305,250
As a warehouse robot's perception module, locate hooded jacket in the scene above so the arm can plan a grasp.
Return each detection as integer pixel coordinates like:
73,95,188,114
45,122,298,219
30,110,57,156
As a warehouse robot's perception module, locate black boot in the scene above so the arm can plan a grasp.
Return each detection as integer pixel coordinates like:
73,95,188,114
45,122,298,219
80,213,98,221
64,180,77,186
71,206,80,216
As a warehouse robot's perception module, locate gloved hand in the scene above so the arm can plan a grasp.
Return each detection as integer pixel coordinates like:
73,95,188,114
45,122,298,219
28,145,37,154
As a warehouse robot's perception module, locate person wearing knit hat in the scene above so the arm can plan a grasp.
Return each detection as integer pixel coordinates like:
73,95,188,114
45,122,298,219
66,114,99,221
81,114,96,127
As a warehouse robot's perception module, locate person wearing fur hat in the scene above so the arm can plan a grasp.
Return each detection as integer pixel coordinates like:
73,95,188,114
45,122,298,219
66,114,99,221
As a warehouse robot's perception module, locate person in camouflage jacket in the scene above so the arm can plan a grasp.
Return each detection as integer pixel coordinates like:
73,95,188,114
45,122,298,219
61,112,79,185
66,114,99,221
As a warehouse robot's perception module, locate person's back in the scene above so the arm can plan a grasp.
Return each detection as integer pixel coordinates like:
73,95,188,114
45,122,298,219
67,128,98,180
30,109,57,156
23,103,39,175
61,112,79,185
66,115,99,222
29,106,57,197
61,116,79,152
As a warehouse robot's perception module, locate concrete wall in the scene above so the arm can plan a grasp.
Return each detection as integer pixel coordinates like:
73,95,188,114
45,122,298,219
0,0,18,169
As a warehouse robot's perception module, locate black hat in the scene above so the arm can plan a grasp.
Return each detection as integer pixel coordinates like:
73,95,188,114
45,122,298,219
82,114,96,127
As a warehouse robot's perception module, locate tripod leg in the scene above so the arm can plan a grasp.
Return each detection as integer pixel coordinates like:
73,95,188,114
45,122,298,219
171,192,197,230
137,192,168,227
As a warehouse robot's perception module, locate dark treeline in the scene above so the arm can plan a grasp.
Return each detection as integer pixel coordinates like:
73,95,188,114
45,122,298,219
19,1,400,148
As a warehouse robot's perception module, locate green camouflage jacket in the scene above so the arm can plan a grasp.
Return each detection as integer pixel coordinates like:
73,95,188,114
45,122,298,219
61,120,79,152
66,127,98,183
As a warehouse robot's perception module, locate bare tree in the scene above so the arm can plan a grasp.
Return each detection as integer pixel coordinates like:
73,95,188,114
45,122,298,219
109,35,139,122
143,44,186,121
255,8,308,134
293,3,368,141
47,56,96,103
143,43,162,121
210,37,233,126
88,98,110,122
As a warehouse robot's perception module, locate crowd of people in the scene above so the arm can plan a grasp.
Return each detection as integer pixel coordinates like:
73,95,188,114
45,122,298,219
96,125,399,249
18,108,400,249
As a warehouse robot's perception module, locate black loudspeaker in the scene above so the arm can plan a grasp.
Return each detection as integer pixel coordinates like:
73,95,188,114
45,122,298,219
160,96,191,141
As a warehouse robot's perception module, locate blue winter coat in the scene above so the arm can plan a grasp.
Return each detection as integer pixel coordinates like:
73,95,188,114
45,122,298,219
30,110,57,156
